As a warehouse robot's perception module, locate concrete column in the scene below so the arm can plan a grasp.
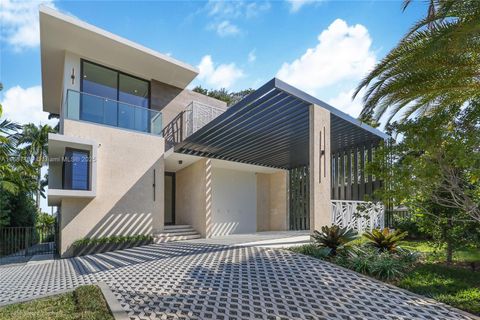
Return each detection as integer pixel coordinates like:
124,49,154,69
256,171,288,231
175,158,210,237
309,104,332,232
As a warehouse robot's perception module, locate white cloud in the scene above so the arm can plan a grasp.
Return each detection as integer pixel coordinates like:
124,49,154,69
1,85,57,126
207,0,270,19
328,88,365,118
197,55,244,89
287,0,316,13
0,0,56,50
276,19,376,96
248,49,256,62
205,0,270,36
210,20,240,37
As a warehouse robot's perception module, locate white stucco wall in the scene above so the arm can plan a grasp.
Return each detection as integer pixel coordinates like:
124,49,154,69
210,167,257,237
57,119,165,256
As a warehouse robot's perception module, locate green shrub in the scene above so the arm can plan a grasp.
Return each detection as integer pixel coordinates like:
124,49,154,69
289,244,331,259
71,234,152,248
312,225,357,256
394,218,426,239
364,228,408,252
335,245,419,281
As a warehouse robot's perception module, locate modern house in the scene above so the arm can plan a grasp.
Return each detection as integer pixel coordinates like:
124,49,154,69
40,6,388,257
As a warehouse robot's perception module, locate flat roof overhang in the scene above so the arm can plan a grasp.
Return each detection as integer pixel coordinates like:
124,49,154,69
175,78,388,170
39,6,198,114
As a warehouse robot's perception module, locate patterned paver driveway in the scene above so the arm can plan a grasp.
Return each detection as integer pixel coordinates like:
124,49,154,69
0,242,475,320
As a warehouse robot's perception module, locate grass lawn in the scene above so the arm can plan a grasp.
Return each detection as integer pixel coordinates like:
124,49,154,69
0,285,114,320
399,240,480,264
290,238,480,316
396,263,480,315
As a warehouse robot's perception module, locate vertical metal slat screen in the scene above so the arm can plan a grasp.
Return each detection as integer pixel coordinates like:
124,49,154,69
289,166,310,230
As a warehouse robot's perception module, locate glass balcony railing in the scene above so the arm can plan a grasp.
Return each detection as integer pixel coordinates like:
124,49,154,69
65,89,162,136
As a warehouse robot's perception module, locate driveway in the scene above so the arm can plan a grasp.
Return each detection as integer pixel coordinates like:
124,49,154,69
0,241,475,320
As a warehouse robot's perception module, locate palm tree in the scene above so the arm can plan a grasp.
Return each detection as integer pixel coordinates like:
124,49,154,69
354,0,480,123
0,82,24,194
17,124,55,210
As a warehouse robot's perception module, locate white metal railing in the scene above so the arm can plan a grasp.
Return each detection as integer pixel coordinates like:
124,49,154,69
331,200,385,233
184,101,225,138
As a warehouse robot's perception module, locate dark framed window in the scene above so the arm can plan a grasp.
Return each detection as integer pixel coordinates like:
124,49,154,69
80,60,151,131
164,172,176,225
63,148,90,191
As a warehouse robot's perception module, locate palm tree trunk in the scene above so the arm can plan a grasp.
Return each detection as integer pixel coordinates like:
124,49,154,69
35,153,42,212
36,167,41,211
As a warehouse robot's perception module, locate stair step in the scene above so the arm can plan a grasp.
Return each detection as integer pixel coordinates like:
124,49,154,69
154,231,199,237
164,225,192,230
157,227,195,233
154,234,201,243
152,224,201,244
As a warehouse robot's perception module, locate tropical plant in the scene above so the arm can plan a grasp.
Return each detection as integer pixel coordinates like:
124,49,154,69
0,191,37,227
17,123,55,210
335,245,419,281
364,228,408,252
289,244,331,259
312,225,357,256
354,0,480,123
36,212,56,227
0,84,38,203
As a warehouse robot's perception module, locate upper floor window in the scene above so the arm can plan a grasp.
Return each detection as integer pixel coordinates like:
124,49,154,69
63,148,90,190
80,60,150,131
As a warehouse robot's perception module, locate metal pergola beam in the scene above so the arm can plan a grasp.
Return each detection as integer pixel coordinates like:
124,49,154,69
174,78,387,170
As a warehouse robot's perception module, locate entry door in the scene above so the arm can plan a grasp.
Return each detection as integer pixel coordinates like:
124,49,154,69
164,172,175,225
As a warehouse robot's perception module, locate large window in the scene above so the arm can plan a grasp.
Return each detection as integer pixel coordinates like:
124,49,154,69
63,149,90,190
80,60,150,131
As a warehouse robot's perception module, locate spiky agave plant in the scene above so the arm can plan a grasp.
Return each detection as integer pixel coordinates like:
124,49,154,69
312,225,357,256
363,228,408,253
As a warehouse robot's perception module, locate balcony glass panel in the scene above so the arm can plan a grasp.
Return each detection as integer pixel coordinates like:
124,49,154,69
65,90,162,136
81,61,117,100
119,73,149,108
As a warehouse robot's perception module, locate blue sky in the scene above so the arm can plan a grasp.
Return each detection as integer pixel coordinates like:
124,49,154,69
1,0,426,123
0,0,425,211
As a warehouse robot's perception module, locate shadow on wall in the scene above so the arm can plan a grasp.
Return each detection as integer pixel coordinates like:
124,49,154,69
209,222,240,237
62,161,162,257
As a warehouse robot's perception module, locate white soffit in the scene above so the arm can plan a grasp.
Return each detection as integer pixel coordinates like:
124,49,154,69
40,6,199,113
164,150,282,174
211,159,282,174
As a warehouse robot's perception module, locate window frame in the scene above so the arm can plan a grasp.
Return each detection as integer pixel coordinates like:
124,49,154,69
80,59,151,109
62,147,91,191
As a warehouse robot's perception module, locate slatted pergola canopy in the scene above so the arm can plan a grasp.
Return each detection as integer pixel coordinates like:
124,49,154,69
175,78,388,169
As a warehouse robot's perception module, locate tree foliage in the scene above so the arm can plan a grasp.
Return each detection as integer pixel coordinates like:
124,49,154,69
0,83,53,227
192,86,255,107
370,103,480,222
368,103,480,262
17,123,55,210
355,0,480,123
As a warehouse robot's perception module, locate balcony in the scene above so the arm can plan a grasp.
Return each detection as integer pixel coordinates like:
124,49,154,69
64,89,162,135
162,101,225,149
